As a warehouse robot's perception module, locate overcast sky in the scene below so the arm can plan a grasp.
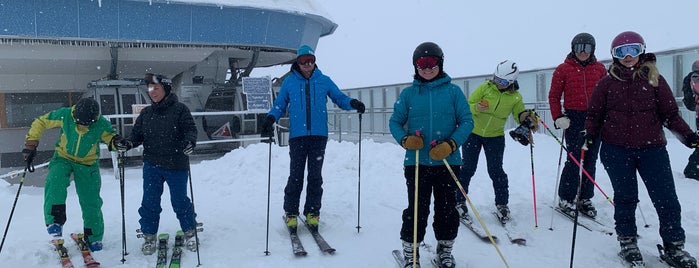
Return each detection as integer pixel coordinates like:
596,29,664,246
255,0,699,89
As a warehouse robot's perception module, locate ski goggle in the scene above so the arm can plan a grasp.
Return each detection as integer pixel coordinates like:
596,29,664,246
573,44,593,54
492,76,513,87
611,43,644,59
692,74,699,84
415,56,439,71
297,55,316,65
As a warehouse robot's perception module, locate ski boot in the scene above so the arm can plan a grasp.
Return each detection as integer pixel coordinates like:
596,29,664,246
558,199,576,217
434,240,455,268
305,212,320,227
455,202,471,223
578,199,597,218
402,239,420,268
285,213,298,228
496,204,510,223
618,236,644,266
47,223,63,237
660,241,698,268
140,233,157,255
184,229,199,252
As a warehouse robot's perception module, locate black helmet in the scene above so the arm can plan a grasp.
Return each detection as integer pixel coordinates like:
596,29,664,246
413,42,444,65
571,33,596,54
145,73,173,95
73,98,100,126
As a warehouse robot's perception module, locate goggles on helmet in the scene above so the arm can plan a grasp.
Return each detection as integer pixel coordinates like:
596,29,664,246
611,43,644,59
415,56,439,71
573,44,593,54
492,76,513,87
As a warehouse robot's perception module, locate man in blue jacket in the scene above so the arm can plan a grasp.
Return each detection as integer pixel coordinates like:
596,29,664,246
261,45,365,228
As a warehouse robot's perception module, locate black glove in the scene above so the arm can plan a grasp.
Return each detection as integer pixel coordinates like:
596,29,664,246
183,141,195,155
111,136,133,152
260,115,276,138
582,133,596,149
350,99,365,114
22,141,38,166
509,124,531,146
682,132,699,149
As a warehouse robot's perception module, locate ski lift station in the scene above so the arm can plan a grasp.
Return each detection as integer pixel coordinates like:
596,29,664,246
0,0,337,171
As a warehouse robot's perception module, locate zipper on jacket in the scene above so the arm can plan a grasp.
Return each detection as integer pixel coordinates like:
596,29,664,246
305,81,311,131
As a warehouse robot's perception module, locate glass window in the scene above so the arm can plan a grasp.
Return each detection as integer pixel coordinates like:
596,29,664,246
5,93,79,128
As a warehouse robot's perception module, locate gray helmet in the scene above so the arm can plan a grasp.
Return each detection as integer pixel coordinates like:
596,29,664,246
73,98,100,126
571,33,596,54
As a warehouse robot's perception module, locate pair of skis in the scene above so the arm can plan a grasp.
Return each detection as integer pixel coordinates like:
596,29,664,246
284,216,336,256
155,231,185,268
459,211,527,246
50,233,100,268
552,206,614,236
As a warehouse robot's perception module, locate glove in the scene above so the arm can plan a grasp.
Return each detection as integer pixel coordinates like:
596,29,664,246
554,116,570,130
350,99,366,114
429,139,457,161
110,136,133,152
518,109,539,132
260,115,276,138
476,99,489,112
509,124,531,146
22,140,38,166
682,132,699,149
401,135,424,150
183,141,195,155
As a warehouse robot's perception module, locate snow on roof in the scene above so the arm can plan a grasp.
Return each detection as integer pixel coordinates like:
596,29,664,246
130,0,333,20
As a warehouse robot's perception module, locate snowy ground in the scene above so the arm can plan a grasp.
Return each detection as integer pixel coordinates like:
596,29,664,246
0,133,698,267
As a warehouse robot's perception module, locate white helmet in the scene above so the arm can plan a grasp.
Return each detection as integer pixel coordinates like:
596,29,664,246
493,60,519,84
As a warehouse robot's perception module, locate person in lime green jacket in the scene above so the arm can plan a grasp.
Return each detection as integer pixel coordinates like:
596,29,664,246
22,98,122,251
454,60,537,224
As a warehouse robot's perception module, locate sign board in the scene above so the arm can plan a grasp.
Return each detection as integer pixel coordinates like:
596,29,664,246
242,76,272,111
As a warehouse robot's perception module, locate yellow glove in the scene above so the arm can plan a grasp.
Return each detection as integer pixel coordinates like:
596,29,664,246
401,135,424,150
429,139,457,161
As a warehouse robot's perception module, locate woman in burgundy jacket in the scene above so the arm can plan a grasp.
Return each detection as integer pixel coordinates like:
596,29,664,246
585,31,698,267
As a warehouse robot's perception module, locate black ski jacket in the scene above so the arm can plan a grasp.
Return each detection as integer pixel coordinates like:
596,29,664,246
129,94,197,170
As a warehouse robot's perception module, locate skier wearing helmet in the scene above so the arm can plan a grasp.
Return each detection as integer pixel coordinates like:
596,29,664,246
682,59,699,179
390,41,473,268
454,60,537,226
23,98,121,251
585,31,699,267
548,32,607,219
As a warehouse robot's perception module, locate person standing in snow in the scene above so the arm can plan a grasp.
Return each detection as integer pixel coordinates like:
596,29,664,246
585,31,699,267
547,33,607,218
23,98,121,251
114,73,199,255
259,44,365,229
389,41,473,268
454,60,537,224
682,60,699,180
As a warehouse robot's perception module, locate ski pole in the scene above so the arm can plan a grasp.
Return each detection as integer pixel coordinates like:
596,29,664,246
118,152,128,263
0,165,30,254
637,202,650,228
412,130,420,268
264,136,273,255
442,159,509,268
537,116,614,206
529,138,538,229
187,165,202,266
569,146,586,268
356,114,362,233
549,131,565,231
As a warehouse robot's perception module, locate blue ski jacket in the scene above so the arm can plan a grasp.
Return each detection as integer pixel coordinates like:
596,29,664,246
389,74,474,166
269,66,354,139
